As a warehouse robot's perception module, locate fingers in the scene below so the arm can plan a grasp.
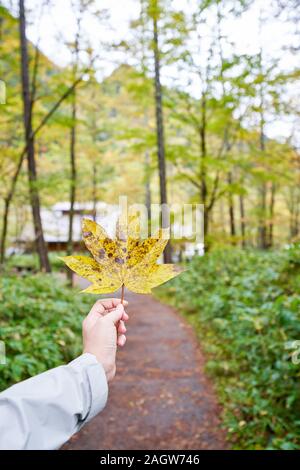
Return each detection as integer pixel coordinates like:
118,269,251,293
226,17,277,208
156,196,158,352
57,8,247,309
117,320,127,347
84,299,106,327
122,310,129,321
100,298,128,310
85,298,129,324
89,300,106,316
117,334,126,347
105,304,129,348
106,303,126,325
118,320,126,334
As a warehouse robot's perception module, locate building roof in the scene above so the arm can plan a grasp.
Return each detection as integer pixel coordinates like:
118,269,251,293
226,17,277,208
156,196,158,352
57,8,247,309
19,202,120,243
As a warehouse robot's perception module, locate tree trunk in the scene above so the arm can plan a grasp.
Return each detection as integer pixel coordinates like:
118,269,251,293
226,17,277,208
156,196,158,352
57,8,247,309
289,155,300,241
67,88,77,257
144,150,152,223
268,182,276,248
198,87,211,253
203,208,209,241
257,64,268,250
228,200,236,240
239,194,246,248
67,88,77,285
200,91,208,237
0,61,88,266
258,184,268,249
19,0,50,272
0,151,24,265
227,171,236,243
294,193,300,240
0,198,9,265
152,10,171,263
92,163,97,222
67,24,80,285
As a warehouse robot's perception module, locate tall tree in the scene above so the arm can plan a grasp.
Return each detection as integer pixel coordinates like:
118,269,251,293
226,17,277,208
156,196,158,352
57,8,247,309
65,0,102,267
149,0,171,262
65,0,102,283
18,0,51,272
127,0,186,260
166,1,245,247
256,48,268,249
67,4,81,284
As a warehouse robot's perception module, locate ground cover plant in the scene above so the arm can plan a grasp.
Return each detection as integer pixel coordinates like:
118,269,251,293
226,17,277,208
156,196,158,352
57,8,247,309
156,246,300,449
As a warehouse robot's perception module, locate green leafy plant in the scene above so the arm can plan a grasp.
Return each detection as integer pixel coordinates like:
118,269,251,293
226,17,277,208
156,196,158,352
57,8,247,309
0,273,91,390
157,247,300,450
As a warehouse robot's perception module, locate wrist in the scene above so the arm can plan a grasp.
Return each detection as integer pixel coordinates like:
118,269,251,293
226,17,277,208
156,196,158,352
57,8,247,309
83,349,113,382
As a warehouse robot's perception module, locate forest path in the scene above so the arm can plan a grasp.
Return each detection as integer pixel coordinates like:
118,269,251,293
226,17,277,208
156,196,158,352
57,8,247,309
64,289,227,450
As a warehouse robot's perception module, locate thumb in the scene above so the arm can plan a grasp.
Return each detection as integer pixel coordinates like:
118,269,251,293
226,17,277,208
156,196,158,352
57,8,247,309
106,304,124,325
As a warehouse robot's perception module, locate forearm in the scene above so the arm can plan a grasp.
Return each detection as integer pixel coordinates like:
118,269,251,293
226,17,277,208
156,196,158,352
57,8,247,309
0,353,108,450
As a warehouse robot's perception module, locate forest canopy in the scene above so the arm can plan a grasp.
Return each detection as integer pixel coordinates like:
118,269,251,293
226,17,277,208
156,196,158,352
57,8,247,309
0,0,299,270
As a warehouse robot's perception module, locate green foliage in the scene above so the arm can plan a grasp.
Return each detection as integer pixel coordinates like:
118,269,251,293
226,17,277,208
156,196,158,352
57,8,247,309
0,274,92,391
5,253,65,273
157,247,300,449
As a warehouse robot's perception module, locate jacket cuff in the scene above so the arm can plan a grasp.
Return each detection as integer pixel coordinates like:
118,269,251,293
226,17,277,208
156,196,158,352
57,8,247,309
68,353,108,424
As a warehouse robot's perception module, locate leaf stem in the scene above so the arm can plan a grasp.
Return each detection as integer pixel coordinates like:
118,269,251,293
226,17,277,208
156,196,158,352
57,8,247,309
121,284,125,305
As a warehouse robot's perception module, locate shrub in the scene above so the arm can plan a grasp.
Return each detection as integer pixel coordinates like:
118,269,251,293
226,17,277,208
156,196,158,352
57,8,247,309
0,273,92,390
157,247,300,450
6,253,65,273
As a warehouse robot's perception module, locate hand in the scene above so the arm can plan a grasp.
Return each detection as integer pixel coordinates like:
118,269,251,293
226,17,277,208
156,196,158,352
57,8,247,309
82,298,129,382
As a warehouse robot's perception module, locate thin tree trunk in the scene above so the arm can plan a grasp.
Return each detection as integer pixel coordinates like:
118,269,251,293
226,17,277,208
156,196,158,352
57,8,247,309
258,184,267,249
19,0,50,272
152,9,171,263
198,88,211,253
67,20,80,285
0,148,24,264
200,91,208,240
239,194,246,248
228,199,236,240
294,194,300,239
0,69,89,265
257,55,268,250
67,88,77,285
92,163,97,222
227,171,236,243
145,150,152,222
1,18,40,266
268,182,276,248
288,187,298,240
67,88,77,257
0,199,10,265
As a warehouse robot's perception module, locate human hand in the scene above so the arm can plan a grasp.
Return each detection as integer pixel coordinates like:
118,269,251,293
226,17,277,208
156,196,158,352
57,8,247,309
82,298,129,382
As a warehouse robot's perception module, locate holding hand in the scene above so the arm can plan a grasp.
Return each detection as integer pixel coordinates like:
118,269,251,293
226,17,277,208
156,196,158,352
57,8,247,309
82,298,129,382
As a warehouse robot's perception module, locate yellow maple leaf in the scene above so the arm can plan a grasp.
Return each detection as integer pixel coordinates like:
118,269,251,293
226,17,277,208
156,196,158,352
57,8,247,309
60,213,182,295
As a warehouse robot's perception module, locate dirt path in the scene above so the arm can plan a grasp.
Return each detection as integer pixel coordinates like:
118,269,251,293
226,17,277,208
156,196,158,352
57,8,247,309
64,290,227,450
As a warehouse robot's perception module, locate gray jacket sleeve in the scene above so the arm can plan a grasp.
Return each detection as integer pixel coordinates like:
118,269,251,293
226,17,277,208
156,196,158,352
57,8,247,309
0,353,108,450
